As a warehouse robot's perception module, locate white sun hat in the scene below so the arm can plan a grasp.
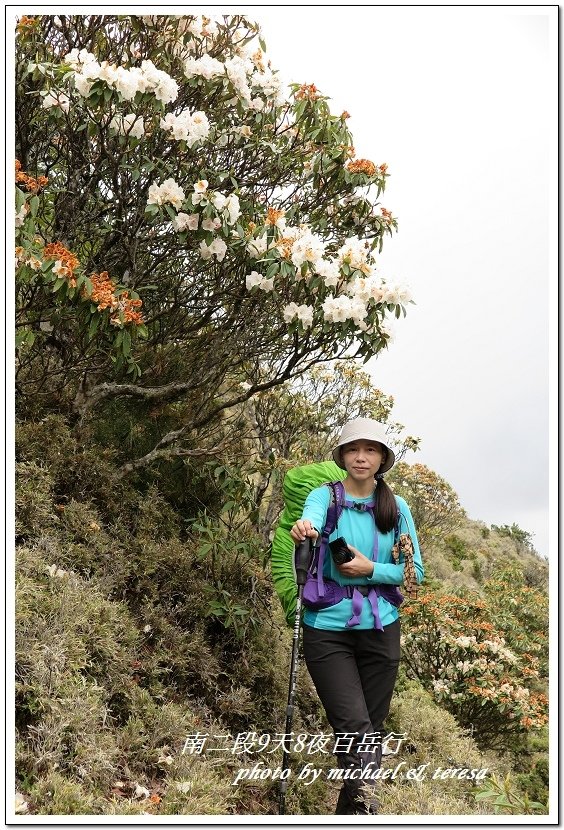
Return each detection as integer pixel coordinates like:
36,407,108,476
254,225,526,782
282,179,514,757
331,418,396,473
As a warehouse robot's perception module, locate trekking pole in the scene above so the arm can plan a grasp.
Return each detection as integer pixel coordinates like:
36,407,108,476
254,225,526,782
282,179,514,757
279,537,314,815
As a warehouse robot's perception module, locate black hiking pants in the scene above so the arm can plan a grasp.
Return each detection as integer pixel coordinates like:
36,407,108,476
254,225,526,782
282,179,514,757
302,620,401,813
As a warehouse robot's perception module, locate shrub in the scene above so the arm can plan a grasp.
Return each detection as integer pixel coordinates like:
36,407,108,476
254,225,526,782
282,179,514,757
400,592,548,750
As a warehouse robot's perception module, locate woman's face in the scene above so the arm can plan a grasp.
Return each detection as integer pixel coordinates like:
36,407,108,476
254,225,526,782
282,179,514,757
341,439,385,481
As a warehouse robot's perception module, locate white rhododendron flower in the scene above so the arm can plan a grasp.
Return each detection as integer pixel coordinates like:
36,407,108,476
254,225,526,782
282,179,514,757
283,302,314,327
211,192,227,211
338,236,372,274
192,180,209,205
173,212,199,232
70,55,178,104
347,276,386,304
184,53,224,81
322,295,353,323
246,235,269,258
140,59,178,103
114,66,140,100
199,237,227,262
223,193,241,225
251,67,286,106
314,258,341,287
42,91,70,112
296,304,314,327
15,204,28,228
147,178,186,210
246,271,275,292
202,217,222,231
160,110,210,146
65,47,98,71
290,227,326,268
283,302,300,323
246,271,263,290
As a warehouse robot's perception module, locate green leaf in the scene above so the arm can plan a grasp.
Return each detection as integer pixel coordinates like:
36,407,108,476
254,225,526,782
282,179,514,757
87,314,100,340
122,329,132,356
29,195,40,217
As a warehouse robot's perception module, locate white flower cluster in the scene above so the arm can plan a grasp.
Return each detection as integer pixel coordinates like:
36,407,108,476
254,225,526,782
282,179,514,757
66,48,178,104
160,110,210,146
110,113,144,138
337,236,373,275
147,178,186,210
322,295,369,328
245,222,410,334
247,234,270,259
15,204,28,228
482,639,518,663
148,179,239,264
246,270,274,292
432,679,450,694
290,228,326,268
200,238,227,262
42,91,70,112
283,302,314,328
184,46,285,110
452,635,477,648
190,180,241,225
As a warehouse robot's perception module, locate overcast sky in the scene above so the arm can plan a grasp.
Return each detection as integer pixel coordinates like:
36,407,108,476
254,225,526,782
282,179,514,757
254,6,556,557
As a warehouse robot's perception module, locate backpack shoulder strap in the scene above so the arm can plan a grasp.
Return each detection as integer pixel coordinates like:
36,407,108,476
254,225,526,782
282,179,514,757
323,481,345,536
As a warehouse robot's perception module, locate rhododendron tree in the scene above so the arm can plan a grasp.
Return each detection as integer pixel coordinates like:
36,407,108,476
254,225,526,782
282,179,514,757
387,462,466,544
15,14,412,471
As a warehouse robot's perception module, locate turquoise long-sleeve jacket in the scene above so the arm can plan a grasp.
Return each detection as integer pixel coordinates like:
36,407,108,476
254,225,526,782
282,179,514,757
301,486,424,630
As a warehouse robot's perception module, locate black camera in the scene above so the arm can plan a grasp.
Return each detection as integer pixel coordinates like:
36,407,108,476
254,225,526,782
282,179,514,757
329,537,355,566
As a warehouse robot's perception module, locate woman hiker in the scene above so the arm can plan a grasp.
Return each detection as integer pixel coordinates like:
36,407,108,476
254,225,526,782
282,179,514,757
290,418,424,814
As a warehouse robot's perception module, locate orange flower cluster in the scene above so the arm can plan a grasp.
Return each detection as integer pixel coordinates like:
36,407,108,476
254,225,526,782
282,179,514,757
341,111,351,120
295,83,319,101
16,159,48,193
347,159,377,176
43,241,80,287
251,49,265,72
381,207,393,222
16,15,38,33
275,237,294,259
265,207,285,226
468,685,495,698
89,271,144,326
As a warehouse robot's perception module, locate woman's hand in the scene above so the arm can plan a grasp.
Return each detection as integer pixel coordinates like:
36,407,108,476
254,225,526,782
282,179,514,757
290,520,319,544
337,544,375,578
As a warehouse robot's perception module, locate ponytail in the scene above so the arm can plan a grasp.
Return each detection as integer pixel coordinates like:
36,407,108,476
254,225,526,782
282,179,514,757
373,477,397,534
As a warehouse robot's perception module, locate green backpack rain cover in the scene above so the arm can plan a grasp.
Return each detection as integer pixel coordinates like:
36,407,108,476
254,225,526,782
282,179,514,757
271,460,347,626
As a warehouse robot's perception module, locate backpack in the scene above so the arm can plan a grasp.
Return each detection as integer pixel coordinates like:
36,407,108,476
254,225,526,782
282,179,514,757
271,461,345,627
271,462,404,627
